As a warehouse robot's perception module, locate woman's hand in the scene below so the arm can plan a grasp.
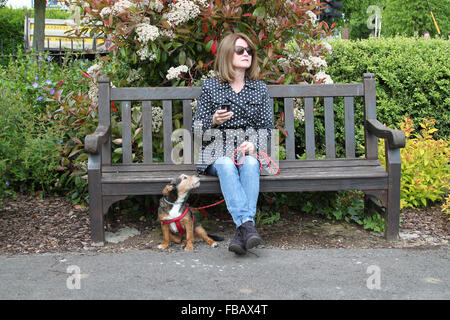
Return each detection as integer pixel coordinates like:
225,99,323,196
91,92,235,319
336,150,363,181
239,141,256,155
212,109,233,126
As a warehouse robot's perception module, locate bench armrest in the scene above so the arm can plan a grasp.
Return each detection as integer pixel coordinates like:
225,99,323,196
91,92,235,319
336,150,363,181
85,125,111,154
366,119,405,149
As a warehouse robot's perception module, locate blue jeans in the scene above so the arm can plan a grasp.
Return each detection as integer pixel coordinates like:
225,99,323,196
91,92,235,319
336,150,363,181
206,156,260,228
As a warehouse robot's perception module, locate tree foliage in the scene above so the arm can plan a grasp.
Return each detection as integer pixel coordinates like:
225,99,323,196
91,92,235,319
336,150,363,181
383,0,449,38
338,0,449,39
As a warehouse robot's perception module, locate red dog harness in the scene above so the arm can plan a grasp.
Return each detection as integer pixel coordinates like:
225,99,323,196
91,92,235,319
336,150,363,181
160,204,194,236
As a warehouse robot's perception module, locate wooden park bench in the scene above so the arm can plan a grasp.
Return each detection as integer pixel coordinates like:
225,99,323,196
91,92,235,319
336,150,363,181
85,73,405,245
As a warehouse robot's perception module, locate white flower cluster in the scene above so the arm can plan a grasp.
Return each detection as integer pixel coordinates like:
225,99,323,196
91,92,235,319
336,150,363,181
200,69,217,81
166,65,189,80
100,6,112,18
126,68,142,83
80,12,95,25
197,0,209,7
277,57,291,70
146,0,164,12
135,23,160,43
294,107,305,122
299,56,328,71
305,10,317,25
86,63,103,106
321,41,332,53
283,0,296,8
293,98,304,122
112,0,134,15
87,63,101,78
160,29,175,39
314,70,333,84
163,0,201,26
88,83,99,106
190,99,197,114
265,16,279,32
137,46,157,61
152,106,163,133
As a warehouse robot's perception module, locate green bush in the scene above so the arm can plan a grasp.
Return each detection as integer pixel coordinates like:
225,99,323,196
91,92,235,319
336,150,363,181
379,117,449,209
0,50,93,203
0,77,61,199
327,37,450,140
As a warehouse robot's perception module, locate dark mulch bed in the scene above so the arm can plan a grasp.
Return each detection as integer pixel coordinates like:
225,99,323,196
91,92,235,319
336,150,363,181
0,194,448,256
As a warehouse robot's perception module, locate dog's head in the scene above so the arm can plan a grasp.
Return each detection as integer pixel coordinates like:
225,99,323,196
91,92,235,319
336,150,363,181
162,174,200,203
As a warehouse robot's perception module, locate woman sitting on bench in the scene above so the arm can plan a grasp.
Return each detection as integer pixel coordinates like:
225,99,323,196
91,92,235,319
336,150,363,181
192,32,274,255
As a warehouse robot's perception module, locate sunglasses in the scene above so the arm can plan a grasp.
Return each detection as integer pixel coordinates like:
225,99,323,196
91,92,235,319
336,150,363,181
234,46,253,56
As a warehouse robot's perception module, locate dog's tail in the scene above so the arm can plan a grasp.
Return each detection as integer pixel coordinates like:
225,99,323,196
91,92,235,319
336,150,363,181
208,234,225,241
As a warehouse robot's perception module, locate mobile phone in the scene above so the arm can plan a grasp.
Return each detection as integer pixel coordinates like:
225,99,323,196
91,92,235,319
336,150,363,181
221,105,231,112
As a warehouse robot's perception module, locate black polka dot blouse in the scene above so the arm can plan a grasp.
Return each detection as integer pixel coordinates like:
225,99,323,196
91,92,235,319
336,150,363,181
192,77,275,174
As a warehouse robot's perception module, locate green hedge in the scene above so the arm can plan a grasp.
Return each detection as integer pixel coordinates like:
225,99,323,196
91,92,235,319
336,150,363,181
0,7,27,56
327,37,450,140
0,8,72,56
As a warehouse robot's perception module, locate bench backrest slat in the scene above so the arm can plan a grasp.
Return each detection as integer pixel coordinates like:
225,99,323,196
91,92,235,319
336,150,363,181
98,78,111,165
344,96,356,158
102,74,376,165
121,100,132,164
267,83,364,98
363,74,378,160
182,100,193,164
110,84,364,101
304,97,315,160
163,100,173,163
324,97,336,159
142,101,153,164
284,98,295,159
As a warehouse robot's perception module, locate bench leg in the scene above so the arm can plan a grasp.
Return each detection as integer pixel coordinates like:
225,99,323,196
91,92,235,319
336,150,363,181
385,148,402,241
88,154,105,245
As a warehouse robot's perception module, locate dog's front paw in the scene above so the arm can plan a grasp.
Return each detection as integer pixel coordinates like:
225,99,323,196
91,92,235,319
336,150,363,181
210,242,218,248
157,243,169,250
184,243,194,251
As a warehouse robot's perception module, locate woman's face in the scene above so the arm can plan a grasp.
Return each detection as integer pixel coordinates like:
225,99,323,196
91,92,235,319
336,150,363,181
232,38,252,72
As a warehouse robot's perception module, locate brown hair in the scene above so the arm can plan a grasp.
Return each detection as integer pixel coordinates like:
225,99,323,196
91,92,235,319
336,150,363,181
213,32,260,83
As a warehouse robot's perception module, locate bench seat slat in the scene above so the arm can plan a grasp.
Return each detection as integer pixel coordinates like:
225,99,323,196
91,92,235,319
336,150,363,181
101,159,382,173
101,170,387,196
101,165,387,184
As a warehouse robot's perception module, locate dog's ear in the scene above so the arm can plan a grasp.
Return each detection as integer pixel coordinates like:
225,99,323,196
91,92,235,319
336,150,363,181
162,184,175,195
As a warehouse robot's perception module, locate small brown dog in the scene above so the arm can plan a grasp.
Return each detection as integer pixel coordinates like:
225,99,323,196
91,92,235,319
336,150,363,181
157,173,222,251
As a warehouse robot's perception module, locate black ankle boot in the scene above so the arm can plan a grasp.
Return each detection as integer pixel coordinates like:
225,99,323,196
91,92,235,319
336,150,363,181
240,221,264,249
228,227,246,255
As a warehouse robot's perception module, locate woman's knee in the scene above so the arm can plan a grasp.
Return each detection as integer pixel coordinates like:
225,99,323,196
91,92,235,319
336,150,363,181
214,156,237,174
243,155,260,169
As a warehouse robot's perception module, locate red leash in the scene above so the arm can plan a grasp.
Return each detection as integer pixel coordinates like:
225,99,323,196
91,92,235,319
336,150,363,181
190,199,225,210
232,145,280,175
